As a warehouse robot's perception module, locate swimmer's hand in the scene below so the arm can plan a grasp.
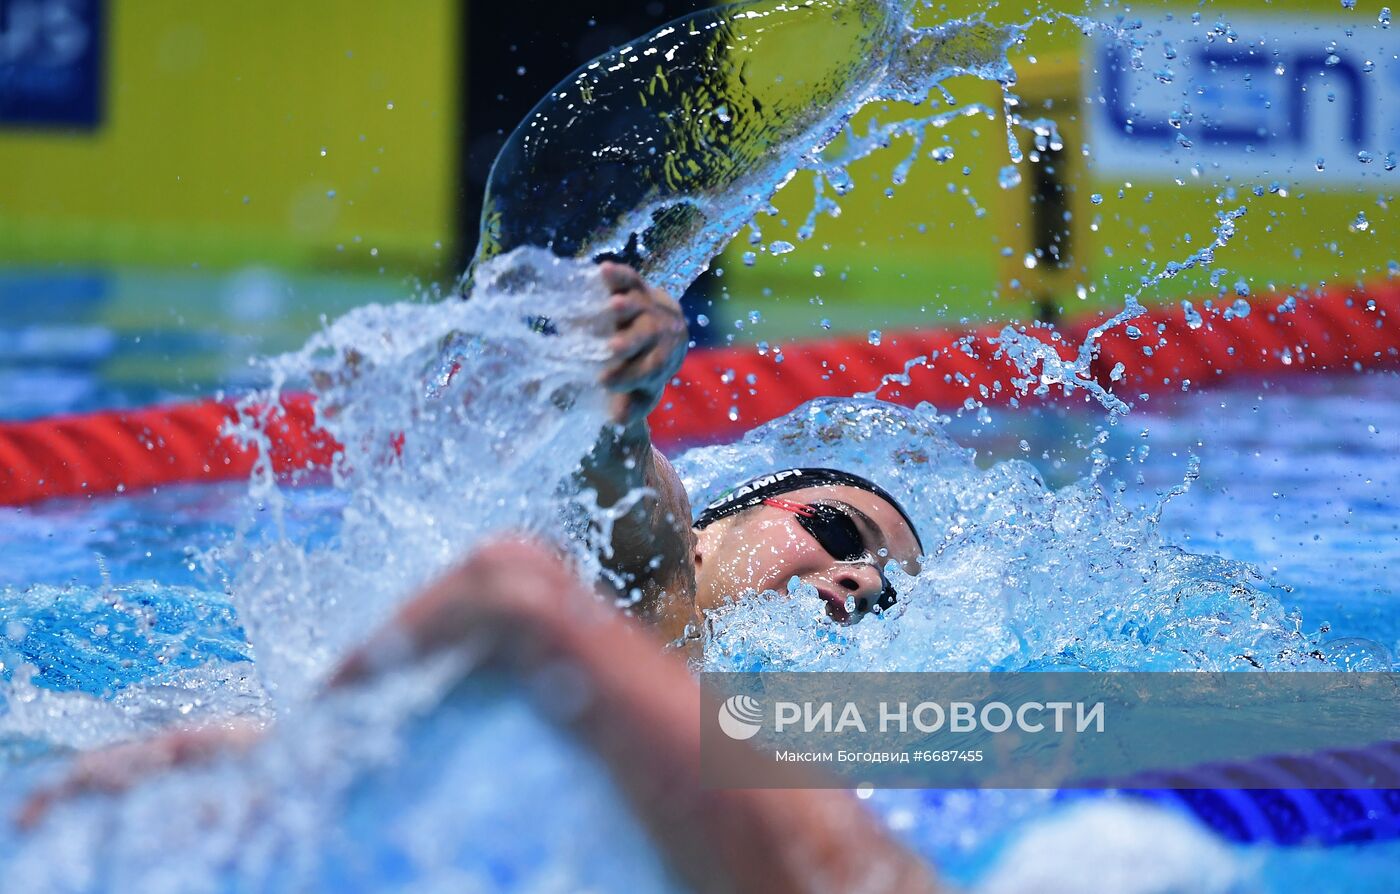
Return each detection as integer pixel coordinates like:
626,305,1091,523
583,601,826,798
16,719,264,831
597,263,687,428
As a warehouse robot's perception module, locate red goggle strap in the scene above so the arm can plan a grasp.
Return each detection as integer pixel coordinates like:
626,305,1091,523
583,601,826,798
761,496,816,517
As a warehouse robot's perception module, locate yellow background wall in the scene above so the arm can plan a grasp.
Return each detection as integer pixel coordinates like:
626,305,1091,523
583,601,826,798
0,1,458,275
0,0,1389,326
714,0,1396,332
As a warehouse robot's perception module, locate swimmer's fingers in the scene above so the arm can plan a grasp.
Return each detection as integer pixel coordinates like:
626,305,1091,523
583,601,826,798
602,298,685,386
607,291,646,328
599,261,645,295
602,323,664,387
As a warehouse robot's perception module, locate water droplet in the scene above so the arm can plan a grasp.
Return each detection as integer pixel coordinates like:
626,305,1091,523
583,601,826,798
1341,0,1356,8
727,406,739,422
1381,7,1393,27
820,318,832,330
748,310,763,324
1090,193,1104,205
1351,211,1370,232
326,189,337,199
1109,362,1126,381
868,329,882,346
1230,299,1251,318
696,313,710,327
714,104,731,123
319,147,328,157
812,264,825,278
516,66,527,76
1233,279,1250,298
770,240,795,256
1182,301,1204,329
997,165,1022,189
930,146,954,163
742,251,757,266
1325,53,1341,66
1362,60,1376,73
1125,325,1143,340
1315,157,1326,172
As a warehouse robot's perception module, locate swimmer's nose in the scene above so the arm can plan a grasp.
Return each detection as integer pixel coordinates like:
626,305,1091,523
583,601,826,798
833,562,885,607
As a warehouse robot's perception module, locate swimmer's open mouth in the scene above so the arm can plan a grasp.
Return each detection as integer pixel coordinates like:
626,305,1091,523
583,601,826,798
816,587,854,624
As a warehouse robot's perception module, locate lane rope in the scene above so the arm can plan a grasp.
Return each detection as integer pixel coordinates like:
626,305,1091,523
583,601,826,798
1,280,1394,506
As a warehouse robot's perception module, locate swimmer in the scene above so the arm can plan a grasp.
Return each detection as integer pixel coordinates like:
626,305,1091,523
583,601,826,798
583,263,924,643
19,265,939,892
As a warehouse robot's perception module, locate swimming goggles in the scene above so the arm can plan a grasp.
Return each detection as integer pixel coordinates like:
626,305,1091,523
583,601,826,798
762,497,898,619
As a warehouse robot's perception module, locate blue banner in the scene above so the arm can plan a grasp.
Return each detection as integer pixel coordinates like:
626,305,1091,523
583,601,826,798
0,0,103,128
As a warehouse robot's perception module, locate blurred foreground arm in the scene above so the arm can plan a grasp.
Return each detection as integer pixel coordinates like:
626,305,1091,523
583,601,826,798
20,538,939,892
333,538,941,894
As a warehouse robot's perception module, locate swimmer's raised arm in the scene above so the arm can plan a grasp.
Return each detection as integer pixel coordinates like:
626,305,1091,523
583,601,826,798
579,263,698,638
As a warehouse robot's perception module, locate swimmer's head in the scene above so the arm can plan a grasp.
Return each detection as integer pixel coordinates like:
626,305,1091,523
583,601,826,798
691,468,923,624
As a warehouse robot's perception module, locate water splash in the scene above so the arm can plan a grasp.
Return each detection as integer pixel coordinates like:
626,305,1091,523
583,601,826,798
684,398,1317,674
0,251,677,890
472,0,1023,296
473,0,1288,421
215,248,619,704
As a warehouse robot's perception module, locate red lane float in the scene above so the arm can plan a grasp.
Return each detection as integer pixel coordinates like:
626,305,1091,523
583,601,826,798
652,279,1398,445
1,281,1395,506
0,394,338,506
1076,279,1400,398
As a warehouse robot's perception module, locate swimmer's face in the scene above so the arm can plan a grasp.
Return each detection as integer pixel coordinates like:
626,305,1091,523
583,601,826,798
691,485,922,624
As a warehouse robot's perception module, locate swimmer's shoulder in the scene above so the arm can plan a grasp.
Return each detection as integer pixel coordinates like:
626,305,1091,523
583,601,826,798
649,448,691,531
646,446,699,620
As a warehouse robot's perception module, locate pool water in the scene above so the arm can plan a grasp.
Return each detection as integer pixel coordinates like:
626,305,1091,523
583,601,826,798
1,256,1396,890
1,0,1398,886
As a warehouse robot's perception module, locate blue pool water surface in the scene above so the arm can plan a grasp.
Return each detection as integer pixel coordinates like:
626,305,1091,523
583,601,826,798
0,278,1397,891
